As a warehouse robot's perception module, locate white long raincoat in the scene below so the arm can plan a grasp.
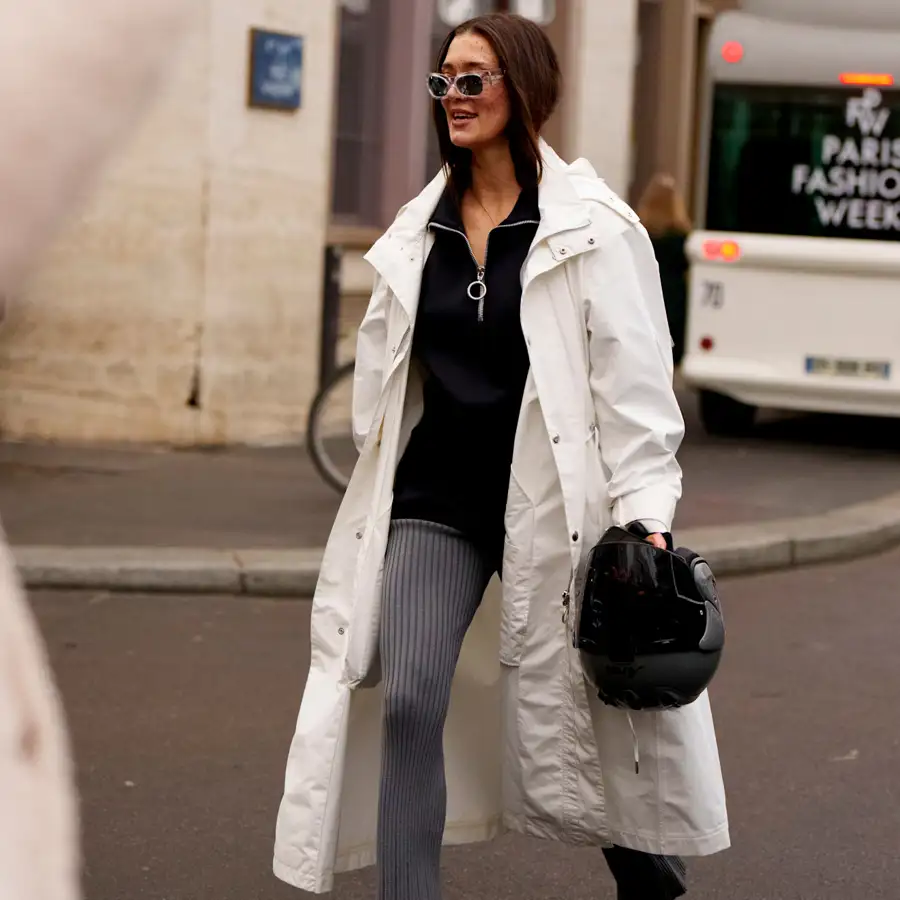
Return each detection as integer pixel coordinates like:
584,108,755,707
274,143,729,894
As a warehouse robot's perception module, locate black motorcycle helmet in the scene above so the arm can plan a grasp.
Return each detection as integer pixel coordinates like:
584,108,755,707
575,522,725,711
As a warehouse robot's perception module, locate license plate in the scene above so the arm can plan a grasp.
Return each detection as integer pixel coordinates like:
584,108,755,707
805,356,891,380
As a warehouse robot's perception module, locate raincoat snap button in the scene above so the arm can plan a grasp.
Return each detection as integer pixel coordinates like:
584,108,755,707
572,532,579,542
355,530,363,540
338,627,345,635
588,238,595,245
552,434,560,444
559,247,568,255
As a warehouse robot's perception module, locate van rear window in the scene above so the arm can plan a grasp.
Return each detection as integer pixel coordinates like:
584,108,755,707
706,83,900,241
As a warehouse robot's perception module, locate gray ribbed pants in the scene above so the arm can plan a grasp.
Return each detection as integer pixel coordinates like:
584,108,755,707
377,519,687,900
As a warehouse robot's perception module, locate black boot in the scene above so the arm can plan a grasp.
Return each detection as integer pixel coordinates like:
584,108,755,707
602,845,688,900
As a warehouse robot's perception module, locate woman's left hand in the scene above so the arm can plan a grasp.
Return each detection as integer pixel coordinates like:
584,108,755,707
645,533,668,550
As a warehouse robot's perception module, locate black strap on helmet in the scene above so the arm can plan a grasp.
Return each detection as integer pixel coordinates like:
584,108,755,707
623,520,674,551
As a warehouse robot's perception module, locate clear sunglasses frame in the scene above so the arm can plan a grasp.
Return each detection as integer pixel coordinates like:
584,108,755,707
427,69,505,99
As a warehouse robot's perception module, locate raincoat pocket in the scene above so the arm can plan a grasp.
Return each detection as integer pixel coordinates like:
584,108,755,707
499,472,535,667
343,507,391,689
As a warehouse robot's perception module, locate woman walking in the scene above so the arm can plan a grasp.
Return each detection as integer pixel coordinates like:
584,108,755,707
274,13,728,900
636,173,693,367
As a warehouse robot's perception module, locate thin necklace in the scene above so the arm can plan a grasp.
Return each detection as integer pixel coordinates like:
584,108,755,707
474,194,498,227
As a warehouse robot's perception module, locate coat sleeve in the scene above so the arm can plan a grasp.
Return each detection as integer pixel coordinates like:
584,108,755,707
0,537,80,900
351,275,391,452
585,224,685,532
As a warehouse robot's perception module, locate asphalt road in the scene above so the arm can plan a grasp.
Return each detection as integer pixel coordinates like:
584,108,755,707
31,546,900,900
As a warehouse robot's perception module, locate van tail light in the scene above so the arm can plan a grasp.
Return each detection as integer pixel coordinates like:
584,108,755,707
702,239,742,262
721,41,744,64
840,72,894,87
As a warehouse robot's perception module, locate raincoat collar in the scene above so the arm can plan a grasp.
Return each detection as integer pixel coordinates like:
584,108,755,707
365,139,601,275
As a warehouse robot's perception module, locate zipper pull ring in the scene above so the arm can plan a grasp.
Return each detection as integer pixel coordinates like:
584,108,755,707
467,268,487,322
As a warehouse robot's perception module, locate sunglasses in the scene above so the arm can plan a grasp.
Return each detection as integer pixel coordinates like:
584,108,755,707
427,70,504,100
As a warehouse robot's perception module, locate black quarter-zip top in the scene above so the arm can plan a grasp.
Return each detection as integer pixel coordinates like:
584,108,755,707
391,184,541,570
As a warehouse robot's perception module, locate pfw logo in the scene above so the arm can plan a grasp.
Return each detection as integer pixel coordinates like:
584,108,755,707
846,88,892,137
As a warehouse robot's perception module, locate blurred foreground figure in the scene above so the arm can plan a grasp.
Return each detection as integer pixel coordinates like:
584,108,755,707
0,0,198,897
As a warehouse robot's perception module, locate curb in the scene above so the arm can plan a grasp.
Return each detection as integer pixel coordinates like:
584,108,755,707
12,490,900,596
685,489,900,575
12,546,323,598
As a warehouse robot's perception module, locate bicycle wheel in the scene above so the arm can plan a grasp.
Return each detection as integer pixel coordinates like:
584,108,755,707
307,361,359,494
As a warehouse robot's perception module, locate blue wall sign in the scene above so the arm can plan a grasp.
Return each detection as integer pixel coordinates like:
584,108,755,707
248,28,303,112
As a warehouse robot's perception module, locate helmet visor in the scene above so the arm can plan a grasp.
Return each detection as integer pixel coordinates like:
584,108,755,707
577,540,709,661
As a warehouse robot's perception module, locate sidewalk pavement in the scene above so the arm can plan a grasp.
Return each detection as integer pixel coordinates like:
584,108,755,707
5,390,900,594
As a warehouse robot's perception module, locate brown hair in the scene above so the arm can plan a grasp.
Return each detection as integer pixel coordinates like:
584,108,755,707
433,13,562,198
636,173,693,237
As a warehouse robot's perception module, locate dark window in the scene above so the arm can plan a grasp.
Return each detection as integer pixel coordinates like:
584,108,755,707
425,13,450,185
331,1,389,224
706,83,900,241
